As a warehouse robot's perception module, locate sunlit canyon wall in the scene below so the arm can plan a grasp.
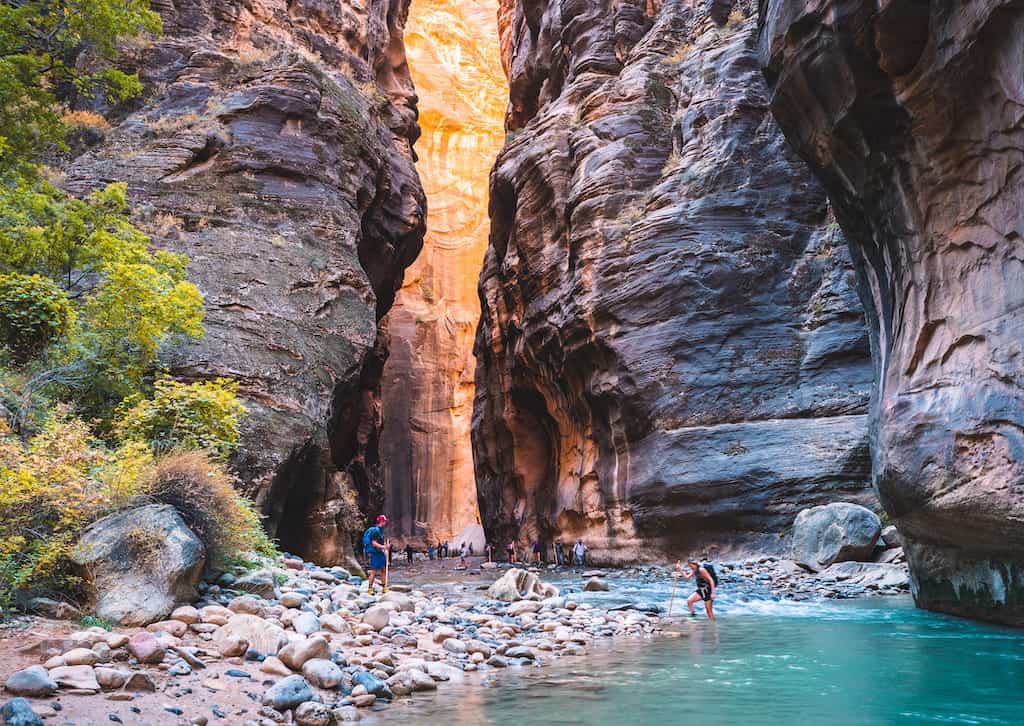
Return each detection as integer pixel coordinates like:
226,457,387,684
380,0,505,546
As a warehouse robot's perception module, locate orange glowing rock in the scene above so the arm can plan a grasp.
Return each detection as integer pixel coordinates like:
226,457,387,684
381,0,505,543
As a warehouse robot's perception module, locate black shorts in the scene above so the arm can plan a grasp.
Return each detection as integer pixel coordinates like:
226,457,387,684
696,582,712,601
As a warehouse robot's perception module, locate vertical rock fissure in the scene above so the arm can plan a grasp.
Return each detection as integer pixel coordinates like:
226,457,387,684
379,0,507,548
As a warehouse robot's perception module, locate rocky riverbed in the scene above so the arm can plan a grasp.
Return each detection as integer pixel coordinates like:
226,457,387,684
1,549,908,725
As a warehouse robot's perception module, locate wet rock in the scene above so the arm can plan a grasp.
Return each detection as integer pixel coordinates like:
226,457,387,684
407,669,437,691
262,675,314,711
583,578,610,592
792,503,881,571
127,632,166,664
487,569,557,602
69,504,205,625
1,698,43,726
4,666,57,697
301,659,342,689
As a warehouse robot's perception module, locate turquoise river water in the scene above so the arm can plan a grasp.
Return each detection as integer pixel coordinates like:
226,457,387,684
376,576,1024,726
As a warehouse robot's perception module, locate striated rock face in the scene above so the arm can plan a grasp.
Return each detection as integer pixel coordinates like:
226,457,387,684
64,0,425,563
759,0,1024,624
473,0,875,562
380,0,504,544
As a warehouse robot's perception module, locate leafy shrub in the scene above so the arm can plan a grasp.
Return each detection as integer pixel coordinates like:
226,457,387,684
0,411,153,605
0,415,272,608
115,377,244,458
142,451,277,568
0,273,75,362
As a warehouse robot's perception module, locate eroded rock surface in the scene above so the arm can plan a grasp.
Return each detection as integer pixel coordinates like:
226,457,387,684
473,0,874,561
70,504,205,626
759,0,1024,624
64,0,426,563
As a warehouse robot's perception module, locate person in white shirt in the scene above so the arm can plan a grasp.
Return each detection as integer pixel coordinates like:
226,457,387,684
573,539,587,567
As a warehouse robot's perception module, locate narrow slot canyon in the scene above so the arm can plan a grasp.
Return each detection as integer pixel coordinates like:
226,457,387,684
379,0,506,550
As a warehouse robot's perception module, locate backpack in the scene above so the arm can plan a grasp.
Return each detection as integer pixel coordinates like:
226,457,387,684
702,563,719,586
362,526,380,554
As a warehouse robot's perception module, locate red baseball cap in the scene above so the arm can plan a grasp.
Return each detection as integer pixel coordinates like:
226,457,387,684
377,515,388,524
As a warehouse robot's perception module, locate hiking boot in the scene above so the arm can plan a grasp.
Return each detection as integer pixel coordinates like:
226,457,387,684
381,586,389,594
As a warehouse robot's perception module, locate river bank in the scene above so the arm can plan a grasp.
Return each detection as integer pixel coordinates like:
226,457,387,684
0,554,910,725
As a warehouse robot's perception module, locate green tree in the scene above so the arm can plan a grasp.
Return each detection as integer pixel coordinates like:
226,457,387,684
115,377,245,458
0,0,161,176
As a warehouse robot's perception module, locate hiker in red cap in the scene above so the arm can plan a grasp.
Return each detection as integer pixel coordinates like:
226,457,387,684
362,515,390,594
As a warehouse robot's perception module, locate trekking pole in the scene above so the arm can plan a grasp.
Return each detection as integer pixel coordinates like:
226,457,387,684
668,572,679,617
384,544,390,590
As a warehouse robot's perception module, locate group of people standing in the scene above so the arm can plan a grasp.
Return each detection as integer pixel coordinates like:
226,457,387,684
363,515,717,619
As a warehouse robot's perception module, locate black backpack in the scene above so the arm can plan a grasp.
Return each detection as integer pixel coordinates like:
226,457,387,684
702,563,719,586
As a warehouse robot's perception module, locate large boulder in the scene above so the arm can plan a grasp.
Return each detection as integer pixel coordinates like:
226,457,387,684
3,666,57,697
487,568,558,602
70,504,204,625
792,503,881,572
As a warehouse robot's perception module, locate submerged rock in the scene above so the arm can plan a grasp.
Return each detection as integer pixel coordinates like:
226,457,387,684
69,504,204,626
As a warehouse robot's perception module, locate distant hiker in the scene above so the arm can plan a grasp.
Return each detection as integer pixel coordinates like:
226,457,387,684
573,540,587,567
405,543,414,564
441,541,449,559
532,540,543,564
554,539,565,566
362,515,389,594
506,541,516,564
460,541,467,564
676,559,717,619
428,543,435,560
485,543,494,562
469,542,475,556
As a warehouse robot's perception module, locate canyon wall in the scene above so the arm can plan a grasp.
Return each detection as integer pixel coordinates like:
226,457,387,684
64,0,426,565
759,0,1024,624
472,0,875,562
379,0,505,547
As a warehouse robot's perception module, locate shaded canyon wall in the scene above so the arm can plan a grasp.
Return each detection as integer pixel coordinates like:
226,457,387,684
65,0,426,566
759,0,1024,625
380,0,505,546
472,0,876,562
